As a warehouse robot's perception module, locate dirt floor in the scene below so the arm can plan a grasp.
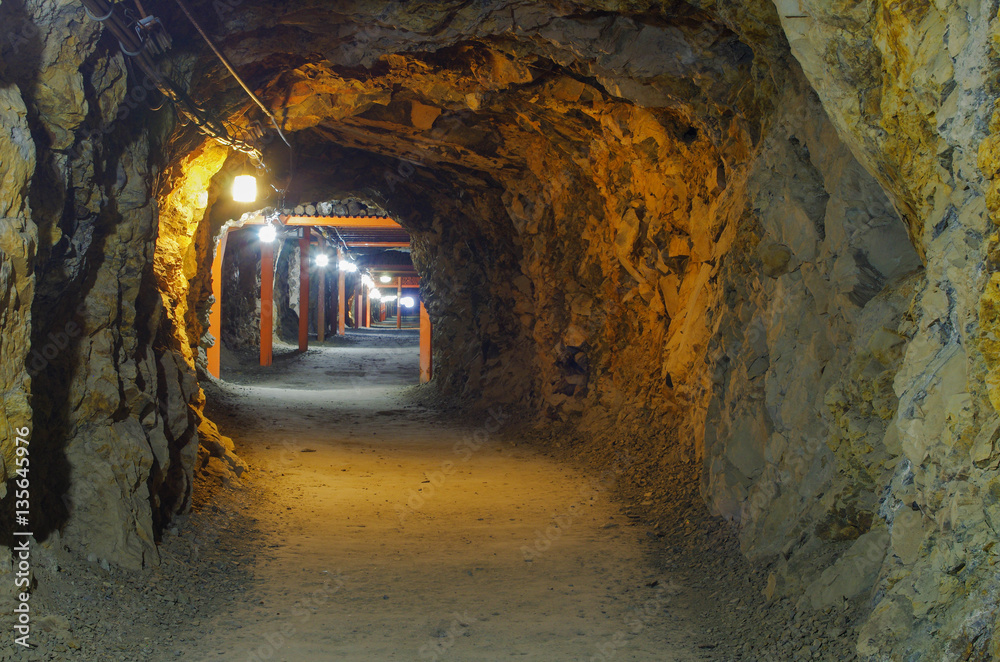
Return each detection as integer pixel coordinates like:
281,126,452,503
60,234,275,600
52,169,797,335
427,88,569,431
2,330,867,661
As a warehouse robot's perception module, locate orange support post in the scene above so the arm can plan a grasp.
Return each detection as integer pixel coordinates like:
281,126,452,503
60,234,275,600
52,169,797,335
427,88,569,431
298,228,310,352
363,287,370,328
337,248,346,336
354,281,361,329
419,301,432,383
208,229,229,378
397,279,402,330
317,266,326,342
260,240,274,367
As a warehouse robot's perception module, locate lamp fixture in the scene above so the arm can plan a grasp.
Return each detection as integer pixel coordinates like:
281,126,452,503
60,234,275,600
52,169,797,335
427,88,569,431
382,295,397,303
258,223,276,243
379,275,392,284
400,296,415,308
338,260,358,273
315,253,329,267
370,289,382,300
233,174,257,203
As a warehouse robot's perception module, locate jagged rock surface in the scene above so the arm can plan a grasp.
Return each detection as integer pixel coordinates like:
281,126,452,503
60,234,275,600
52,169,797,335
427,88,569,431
0,0,996,658
0,0,238,576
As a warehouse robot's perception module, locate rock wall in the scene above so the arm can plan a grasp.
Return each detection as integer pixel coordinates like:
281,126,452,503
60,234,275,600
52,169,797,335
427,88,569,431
0,0,172,570
0,45,38,516
0,0,996,657
171,1,999,655
219,226,263,351
0,0,237,573
702,78,922,609
771,1,1000,658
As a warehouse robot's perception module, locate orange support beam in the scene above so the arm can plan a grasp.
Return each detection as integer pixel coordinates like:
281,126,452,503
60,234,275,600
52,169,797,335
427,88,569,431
260,240,274,366
345,241,410,248
420,301,432,383
208,229,229,378
298,228,310,352
337,248,346,336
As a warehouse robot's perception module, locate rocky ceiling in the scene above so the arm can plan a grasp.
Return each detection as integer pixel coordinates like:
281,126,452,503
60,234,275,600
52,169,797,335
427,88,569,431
166,1,772,173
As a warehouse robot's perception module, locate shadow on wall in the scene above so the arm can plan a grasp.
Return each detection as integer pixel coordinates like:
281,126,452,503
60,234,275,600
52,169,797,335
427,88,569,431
274,236,301,341
0,0,44,91
221,227,263,351
6,198,119,550
0,0,47,550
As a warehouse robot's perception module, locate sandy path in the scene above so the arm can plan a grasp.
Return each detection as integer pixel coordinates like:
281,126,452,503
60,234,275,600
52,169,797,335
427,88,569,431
174,333,707,661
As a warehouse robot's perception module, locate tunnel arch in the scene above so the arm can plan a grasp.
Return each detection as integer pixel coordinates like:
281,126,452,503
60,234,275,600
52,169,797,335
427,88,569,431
153,1,927,601
1,1,996,658
153,0,929,585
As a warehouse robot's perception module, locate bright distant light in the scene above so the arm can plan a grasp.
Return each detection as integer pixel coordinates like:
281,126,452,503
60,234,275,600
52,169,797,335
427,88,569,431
232,175,257,203
258,223,276,243
338,260,358,272
400,296,415,308
362,275,376,289
379,275,392,283
315,253,329,267
382,295,397,303
370,289,382,300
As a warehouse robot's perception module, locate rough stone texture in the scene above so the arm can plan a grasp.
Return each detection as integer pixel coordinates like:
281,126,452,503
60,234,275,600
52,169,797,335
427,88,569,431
162,2,999,655
772,1,1000,658
0,80,37,505
154,142,247,485
0,0,239,573
0,0,997,657
219,225,263,351
155,142,229,368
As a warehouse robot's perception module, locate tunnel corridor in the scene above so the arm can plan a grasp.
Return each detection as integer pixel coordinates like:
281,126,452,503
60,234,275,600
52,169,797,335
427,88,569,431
1,0,999,660
182,335,694,661
19,333,859,661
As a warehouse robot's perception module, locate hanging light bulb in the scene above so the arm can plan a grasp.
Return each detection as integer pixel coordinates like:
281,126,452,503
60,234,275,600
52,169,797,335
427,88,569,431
233,175,257,203
315,253,329,267
383,295,397,303
338,260,358,273
370,289,382,300
362,275,376,289
258,223,276,243
379,275,392,284
400,296,415,308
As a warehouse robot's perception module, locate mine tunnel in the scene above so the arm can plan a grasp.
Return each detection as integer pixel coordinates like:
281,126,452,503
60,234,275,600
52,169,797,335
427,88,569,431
0,0,998,660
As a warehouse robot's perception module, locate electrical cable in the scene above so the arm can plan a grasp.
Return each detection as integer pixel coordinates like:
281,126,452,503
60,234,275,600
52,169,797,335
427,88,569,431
83,3,113,21
171,0,291,149
80,0,264,161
